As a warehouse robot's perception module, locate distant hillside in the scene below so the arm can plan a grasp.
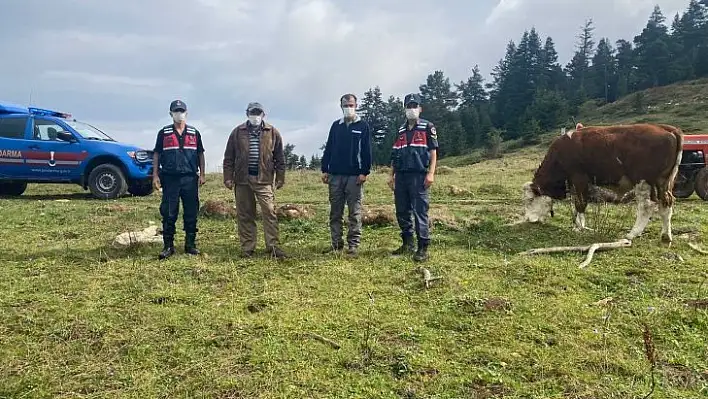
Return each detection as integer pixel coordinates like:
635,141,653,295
578,77,708,134
439,78,708,167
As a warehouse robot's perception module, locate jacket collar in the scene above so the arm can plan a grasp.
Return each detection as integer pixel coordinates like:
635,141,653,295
237,121,273,131
339,115,362,124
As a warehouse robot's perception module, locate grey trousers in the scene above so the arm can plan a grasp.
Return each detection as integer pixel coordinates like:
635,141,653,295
328,174,363,248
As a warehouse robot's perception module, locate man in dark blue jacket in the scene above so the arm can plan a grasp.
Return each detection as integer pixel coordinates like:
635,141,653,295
152,99,206,260
320,93,373,256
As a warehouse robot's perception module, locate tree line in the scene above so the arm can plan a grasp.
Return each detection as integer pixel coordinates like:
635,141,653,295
283,0,708,168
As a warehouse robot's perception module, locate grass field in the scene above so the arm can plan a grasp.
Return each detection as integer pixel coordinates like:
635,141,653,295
1,139,707,398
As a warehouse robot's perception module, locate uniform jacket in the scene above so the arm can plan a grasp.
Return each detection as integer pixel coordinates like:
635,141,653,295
153,124,204,176
222,122,285,185
390,118,439,173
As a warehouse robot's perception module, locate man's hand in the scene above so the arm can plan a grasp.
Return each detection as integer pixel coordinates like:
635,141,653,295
387,175,395,191
357,174,367,185
276,179,284,190
152,176,161,191
321,173,329,184
199,174,206,186
424,172,434,188
224,180,234,190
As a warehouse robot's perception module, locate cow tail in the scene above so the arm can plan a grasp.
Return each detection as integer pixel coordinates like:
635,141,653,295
669,128,683,188
664,127,684,207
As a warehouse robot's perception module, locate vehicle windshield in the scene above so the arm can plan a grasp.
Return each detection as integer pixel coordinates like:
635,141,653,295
65,120,114,141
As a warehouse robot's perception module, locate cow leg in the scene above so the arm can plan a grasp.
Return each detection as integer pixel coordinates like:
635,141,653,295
658,202,673,243
626,180,654,240
657,179,675,244
571,175,593,231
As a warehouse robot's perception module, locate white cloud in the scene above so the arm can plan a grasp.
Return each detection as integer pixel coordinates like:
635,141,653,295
0,0,694,171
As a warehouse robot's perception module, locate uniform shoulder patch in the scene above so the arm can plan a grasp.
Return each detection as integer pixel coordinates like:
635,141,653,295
429,125,437,138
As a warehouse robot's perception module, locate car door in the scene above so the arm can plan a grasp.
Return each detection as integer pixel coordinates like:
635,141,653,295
24,117,87,181
0,115,31,179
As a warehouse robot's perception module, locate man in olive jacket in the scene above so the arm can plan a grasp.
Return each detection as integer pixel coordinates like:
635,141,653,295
223,102,287,259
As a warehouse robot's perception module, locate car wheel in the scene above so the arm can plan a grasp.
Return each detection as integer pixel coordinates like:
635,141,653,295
695,168,708,201
128,180,154,197
0,182,28,196
88,164,127,199
673,170,695,198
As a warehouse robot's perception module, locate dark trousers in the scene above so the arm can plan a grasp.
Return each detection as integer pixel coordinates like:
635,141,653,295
394,172,430,246
159,174,199,239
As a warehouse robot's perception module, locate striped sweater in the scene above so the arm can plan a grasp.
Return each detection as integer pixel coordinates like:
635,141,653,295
247,122,261,176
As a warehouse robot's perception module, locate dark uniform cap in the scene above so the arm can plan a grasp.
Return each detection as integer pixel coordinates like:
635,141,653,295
247,102,264,113
170,100,187,112
404,93,421,106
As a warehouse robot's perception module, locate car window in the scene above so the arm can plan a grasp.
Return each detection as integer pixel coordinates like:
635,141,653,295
0,117,28,139
33,119,67,141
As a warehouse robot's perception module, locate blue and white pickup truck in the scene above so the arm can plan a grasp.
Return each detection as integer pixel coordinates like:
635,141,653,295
0,101,154,199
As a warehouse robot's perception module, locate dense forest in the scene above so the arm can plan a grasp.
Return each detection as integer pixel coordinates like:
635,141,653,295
288,0,708,169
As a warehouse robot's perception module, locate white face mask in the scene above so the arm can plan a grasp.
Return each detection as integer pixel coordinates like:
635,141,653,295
342,106,356,118
171,111,186,123
248,115,262,126
405,108,420,120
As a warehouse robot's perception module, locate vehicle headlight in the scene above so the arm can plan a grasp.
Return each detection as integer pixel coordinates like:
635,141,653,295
129,150,151,162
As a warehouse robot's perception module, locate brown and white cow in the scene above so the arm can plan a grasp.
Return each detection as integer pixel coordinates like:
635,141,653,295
522,123,684,242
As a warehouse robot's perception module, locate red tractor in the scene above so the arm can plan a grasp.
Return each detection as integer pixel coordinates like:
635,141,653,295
673,134,708,200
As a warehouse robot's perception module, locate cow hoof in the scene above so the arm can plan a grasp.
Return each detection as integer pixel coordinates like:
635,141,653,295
660,234,672,244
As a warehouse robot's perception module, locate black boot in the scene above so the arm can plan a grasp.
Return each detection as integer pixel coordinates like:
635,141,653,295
413,242,429,262
391,235,415,256
185,233,200,256
159,236,175,260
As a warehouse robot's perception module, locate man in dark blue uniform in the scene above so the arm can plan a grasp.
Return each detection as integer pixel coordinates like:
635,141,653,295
388,93,438,262
152,99,206,260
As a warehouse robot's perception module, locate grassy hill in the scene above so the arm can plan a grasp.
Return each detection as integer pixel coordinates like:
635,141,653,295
579,77,708,133
1,82,707,398
441,77,708,169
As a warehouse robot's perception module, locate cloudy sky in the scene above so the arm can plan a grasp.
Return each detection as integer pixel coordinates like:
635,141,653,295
0,0,689,171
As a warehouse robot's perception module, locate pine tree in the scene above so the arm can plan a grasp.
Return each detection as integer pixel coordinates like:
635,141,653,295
615,39,636,98
419,71,464,154
358,86,387,143
565,19,595,108
457,65,488,108
456,65,490,148
633,6,671,88
539,37,565,91
372,96,404,166
309,154,321,170
589,38,618,103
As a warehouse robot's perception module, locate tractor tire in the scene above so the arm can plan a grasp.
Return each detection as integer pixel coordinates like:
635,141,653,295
695,168,708,201
0,182,28,197
128,180,154,197
673,171,695,198
88,163,127,200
